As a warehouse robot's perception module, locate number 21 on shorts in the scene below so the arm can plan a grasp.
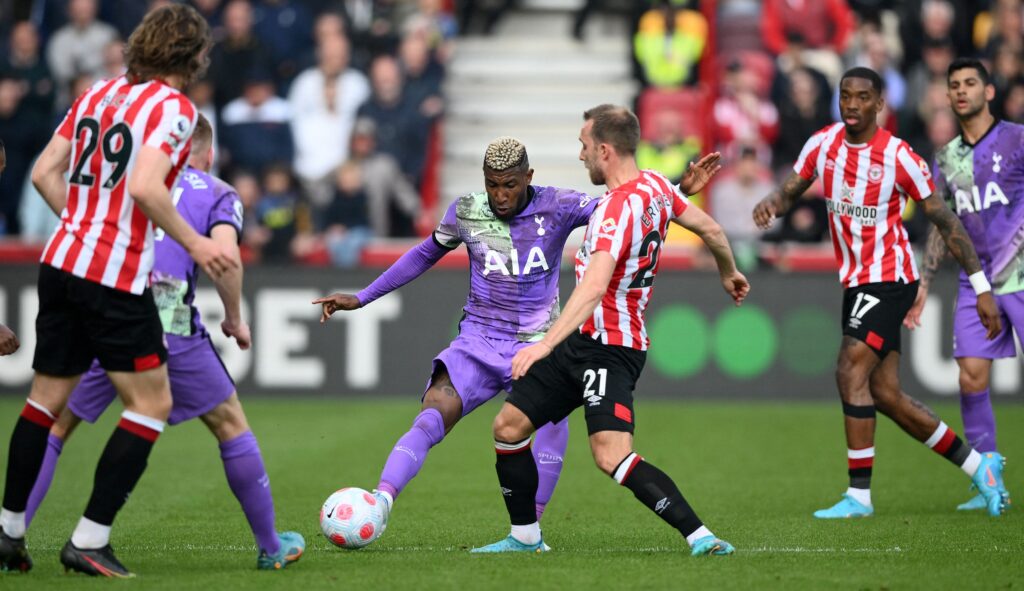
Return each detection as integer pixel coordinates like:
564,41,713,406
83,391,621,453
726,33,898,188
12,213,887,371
583,368,607,407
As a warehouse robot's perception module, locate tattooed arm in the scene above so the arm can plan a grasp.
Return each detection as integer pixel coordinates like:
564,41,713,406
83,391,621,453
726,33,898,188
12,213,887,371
752,171,815,229
919,195,981,276
918,225,949,290
919,195,1001,339
903,226,948,329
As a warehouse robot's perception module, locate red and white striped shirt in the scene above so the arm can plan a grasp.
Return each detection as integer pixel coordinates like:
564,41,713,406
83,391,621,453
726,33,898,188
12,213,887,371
41,76,197,294
794,123,934,287
576,170,688,351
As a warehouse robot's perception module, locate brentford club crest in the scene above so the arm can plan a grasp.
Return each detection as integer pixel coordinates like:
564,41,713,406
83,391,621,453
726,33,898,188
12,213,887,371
867,164,883,183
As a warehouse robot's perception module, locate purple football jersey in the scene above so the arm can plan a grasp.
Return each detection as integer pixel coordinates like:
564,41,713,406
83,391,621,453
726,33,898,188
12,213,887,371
434,185,598,341
151,166,243,344
934,121,1024,294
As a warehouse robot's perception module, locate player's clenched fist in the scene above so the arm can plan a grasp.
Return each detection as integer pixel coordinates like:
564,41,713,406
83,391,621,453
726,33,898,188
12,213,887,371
0,323,18,355
752,197,779,230
313,293,361,323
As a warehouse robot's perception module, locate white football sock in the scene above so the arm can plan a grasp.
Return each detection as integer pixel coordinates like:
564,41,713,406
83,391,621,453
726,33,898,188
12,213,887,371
71,517,111,549
845,487,872,507
379,490,394,510
961,449,982,477
685,525,714,547
510,522,541,545
0,509,26,539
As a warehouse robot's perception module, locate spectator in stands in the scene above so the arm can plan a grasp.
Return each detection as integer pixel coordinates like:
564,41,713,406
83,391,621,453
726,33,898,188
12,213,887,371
636,108,702,185
983,0,1023,58
349,117,422,238
207,0,274,111
101,39,125,79
770,32,832,113
633,0,708,88
1004,77,1024,124
358,55,431,186
255,164,303,263
0,77,38,235
712,61,779,161
3,21,55,133
342,0,402,70
289,34,371,215
398,31,445,120
711,146,773,271
230,169,268,254
45,0,118,105
323,161,373,268
404,0,458,61
188,80,219,148
991,44,1023,119
253,0,314,87
905,37,954,118
761,0,854,83
194,0,226,34
458,0,517,36
220,68,294,175
773,67,832,172
851,29,906,111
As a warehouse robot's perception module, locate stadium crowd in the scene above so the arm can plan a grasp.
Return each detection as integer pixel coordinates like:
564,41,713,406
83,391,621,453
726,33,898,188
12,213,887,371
0,0,1022,268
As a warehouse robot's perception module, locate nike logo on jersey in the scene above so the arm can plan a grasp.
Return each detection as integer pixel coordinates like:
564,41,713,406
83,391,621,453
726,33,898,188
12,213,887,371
470,229,489,237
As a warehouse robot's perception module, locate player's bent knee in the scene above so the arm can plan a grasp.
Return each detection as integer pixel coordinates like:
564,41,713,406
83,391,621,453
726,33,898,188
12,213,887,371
201,394,250,442
957,360,990,393
493,404,533,443
588,431,633,476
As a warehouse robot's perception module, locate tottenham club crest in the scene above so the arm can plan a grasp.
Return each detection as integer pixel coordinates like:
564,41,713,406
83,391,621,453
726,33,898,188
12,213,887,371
993,153,1003,173
534,215,546,236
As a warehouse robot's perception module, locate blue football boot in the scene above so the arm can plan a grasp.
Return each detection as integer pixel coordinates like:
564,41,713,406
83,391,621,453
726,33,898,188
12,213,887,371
813,494,873,519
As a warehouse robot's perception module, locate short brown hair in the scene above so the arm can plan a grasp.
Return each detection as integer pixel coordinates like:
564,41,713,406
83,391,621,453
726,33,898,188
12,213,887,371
191,113,213,153
126,5,211,84
583,104,640,156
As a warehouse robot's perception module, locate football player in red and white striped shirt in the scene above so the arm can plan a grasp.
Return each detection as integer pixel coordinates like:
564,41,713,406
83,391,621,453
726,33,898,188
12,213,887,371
0,6,236,578
753,67,1007,519
472,105,748,556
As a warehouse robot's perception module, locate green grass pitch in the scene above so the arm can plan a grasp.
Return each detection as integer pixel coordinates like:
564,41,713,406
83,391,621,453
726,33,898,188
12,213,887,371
0,398,1021,590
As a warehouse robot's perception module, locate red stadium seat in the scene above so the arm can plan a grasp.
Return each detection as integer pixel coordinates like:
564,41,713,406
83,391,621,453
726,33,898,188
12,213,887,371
636,86,711,143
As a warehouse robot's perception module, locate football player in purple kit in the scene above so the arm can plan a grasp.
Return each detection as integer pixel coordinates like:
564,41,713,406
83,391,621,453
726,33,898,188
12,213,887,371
905,58,1020,511
21,115,306,571
314,137,601,541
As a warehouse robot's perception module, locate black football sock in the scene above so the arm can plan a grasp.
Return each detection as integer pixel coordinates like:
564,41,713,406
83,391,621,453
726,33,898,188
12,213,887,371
82,413,163,526
494,437,539,526
614,453,703,538
3,402,58,517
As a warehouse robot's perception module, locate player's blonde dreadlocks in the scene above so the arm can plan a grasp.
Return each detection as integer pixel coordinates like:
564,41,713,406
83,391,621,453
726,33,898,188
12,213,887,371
484,137,529,171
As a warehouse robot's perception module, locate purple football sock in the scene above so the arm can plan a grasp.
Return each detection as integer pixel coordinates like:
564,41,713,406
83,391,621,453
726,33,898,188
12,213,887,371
960,389,997,453
533,418,568,520
25,434,64,528
378,408,445,500
220,431,280,555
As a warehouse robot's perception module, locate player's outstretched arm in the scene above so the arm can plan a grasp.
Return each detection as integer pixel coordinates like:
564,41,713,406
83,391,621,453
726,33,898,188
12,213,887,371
129,146,237,279
511,251,616,380
673,205,750,306
920,195,1001,339
904,226,948,330
31,134,72,215
678,152,722,196
0,323,19,356
209,225,250,350
313,236,451,322
752,171,814,229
